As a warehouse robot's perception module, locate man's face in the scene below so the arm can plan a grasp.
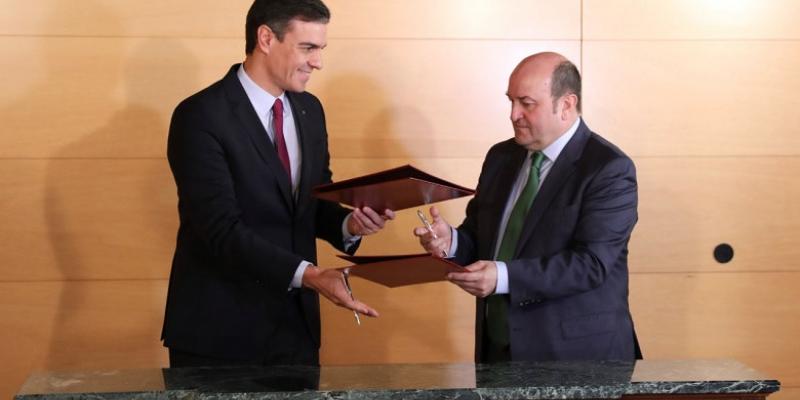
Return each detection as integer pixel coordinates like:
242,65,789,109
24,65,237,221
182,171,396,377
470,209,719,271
506,64,566,151
264,19,327,94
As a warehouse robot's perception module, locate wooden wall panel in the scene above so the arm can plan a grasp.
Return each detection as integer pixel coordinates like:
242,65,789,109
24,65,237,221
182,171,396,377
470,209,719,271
771,388,799,400
0,160,176,281
0,1,248,37
0,1,579,40
0,36,577,158
313,41,580,159
582,41,800,157
327,0,580,39
320,278,475,365
631,157,800,273
584,0,800,40
0,36,239,158
630,272,800,387
0,280,168,399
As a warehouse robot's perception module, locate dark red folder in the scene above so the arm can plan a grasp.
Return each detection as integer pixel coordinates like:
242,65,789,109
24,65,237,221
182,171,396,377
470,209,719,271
313,165,475,212
338,253,462,288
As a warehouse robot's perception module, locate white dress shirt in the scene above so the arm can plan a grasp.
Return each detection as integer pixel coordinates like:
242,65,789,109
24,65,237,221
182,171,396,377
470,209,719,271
237,65,358,289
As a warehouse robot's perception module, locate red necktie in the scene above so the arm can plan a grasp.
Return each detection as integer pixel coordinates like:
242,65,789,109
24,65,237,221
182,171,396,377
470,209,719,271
271,98,291,181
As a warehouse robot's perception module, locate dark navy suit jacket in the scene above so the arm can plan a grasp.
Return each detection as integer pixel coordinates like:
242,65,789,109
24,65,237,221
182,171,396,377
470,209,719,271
161,65,354,364
455,120,641,362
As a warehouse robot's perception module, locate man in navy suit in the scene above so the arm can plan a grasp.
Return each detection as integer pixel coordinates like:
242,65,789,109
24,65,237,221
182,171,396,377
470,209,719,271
162,0,393,367
415,52,641,363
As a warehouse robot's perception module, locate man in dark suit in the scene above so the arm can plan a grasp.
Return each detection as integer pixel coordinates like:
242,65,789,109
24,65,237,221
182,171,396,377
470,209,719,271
162,0,394,367
415,52,641,363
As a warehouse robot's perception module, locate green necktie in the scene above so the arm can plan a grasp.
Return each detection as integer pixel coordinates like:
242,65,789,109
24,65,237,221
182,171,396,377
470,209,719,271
486,151,545,351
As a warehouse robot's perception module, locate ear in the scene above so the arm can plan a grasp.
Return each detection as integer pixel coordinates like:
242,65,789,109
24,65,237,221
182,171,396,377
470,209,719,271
559,93,578,120
256,24,275,54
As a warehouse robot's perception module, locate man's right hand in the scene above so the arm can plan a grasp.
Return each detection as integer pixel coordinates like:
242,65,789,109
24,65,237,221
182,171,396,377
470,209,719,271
412,206,452,258
302,266,379,317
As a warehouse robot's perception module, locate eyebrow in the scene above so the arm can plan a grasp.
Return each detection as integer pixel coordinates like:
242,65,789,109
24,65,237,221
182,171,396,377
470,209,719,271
506,94,535,102
299,42,326,49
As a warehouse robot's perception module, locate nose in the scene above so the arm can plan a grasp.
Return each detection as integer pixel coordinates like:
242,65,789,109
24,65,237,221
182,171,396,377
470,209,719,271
510,103,522,122
309,50,323,70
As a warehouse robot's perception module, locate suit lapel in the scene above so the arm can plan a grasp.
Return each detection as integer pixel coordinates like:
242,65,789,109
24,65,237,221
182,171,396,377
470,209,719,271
515,121,590,255
222,65,294,211
288,92,314,218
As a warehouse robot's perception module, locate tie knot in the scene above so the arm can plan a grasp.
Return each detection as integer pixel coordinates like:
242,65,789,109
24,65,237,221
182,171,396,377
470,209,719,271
531,151,545,170
272,98,283,115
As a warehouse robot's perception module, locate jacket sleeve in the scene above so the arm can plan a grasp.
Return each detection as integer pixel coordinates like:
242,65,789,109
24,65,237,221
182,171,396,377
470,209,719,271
167,99,304,292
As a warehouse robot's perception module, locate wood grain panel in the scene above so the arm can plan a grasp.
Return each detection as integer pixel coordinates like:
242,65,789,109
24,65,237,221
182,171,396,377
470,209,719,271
0,36,240,158
0,35,578,158
320,276,475,364
0,160,177,281
314,40,580,159
582,41,800,157
0,280,168,400
631,157,800,273
630,272,800,388
770,387,799,400
0,1,579,39
0,1,248,38
327,0,579,39
584,0,800,40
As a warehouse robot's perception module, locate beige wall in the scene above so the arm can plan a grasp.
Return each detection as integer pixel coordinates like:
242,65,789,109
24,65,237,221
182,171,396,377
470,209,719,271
1,1,797,399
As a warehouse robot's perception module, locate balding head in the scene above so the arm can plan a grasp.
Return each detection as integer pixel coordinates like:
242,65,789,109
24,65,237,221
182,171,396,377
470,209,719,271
512,52,581,113
506,52,581,151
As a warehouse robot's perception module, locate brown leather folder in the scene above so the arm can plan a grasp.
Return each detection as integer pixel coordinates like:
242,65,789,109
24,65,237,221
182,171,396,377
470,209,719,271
338,253,462,288
312,165,475,212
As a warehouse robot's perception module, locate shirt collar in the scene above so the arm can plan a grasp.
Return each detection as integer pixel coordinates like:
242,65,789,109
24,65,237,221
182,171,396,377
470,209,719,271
237,64,287,116
538,117,581,163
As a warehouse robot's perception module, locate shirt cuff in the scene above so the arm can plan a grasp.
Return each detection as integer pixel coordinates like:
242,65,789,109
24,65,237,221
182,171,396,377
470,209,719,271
448,226,459,257
494,261,509,294
291,261,313,290
342,213,361,251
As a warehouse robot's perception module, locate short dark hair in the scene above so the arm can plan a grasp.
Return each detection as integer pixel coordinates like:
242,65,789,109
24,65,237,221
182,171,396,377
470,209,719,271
245,0,330,54
551,60,582,113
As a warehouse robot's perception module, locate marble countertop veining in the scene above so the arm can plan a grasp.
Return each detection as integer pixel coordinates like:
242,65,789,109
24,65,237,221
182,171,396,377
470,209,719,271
15,359,780,400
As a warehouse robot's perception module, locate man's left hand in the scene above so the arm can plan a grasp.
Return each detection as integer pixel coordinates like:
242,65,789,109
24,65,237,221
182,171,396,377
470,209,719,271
446,260,497,298
347,206,395,236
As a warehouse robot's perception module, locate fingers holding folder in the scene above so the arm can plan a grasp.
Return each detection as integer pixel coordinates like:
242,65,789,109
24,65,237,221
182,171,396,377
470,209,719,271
348,206,396,236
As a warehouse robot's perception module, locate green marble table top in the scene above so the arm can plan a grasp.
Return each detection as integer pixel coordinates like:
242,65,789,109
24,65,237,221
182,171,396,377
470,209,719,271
15,359,780,399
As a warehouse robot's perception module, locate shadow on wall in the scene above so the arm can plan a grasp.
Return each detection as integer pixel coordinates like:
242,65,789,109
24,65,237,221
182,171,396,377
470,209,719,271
316,72,460,364
40,2,198,370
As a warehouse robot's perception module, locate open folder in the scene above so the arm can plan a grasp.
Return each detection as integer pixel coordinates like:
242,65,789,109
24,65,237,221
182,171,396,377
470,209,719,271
312,165,475,211
338,254,462,288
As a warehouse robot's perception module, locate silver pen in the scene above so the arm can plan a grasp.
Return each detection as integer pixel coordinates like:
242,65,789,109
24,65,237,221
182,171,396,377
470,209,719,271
341,269,361,325
417,210,448,257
